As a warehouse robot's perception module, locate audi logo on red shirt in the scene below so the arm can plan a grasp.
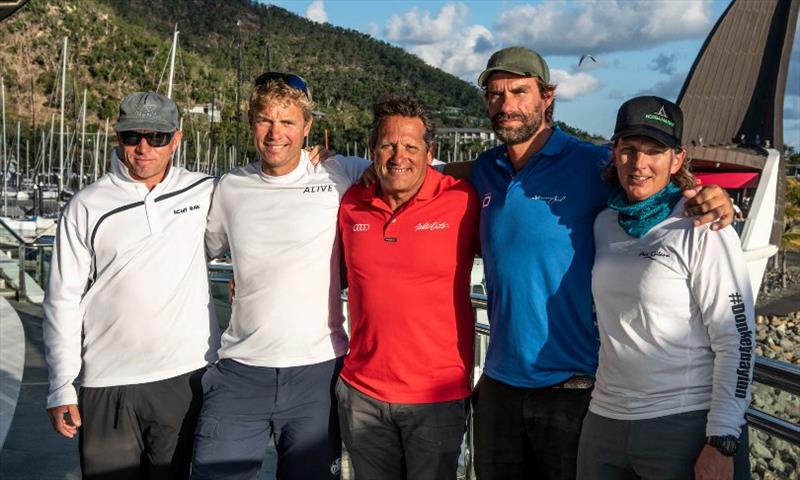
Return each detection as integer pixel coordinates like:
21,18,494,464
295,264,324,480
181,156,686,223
352,224,370,232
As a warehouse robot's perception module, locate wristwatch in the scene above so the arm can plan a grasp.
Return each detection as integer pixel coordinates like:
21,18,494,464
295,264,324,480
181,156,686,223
706,435,739,456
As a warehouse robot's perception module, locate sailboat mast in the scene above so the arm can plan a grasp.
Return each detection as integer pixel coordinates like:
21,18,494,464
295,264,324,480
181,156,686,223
58,37,67,194
93,129,99,182
16,121,20,190
167,24,179,99
102,118,109,176
79,88,86,190
1,76,6,216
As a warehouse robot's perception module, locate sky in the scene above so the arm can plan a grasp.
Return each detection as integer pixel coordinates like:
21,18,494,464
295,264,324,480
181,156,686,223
268,0,800,148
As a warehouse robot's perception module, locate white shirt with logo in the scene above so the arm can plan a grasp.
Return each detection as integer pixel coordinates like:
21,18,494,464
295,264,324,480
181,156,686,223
44,153,221,408
205,152,369,367
590,199,755,437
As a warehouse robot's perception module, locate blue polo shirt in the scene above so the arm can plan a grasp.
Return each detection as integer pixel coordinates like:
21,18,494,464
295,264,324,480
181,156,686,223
470,127,611,388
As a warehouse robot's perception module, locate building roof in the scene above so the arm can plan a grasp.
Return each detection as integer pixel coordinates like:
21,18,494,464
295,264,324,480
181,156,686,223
677,0,798,151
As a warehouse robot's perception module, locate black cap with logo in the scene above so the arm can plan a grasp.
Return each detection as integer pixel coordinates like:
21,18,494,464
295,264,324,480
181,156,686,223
612,96,683,149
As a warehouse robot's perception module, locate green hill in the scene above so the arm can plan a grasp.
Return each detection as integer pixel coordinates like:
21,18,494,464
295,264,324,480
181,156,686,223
0,0,491,161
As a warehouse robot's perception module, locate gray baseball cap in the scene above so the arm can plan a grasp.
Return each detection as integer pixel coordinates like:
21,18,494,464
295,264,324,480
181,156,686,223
115,91,180,132
477,46,550,87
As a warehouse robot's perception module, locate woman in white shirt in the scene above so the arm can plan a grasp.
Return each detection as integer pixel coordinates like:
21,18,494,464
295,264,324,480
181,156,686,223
577,96,754,480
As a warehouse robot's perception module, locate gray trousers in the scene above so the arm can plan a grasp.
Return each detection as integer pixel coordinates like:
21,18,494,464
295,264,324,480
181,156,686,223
336,378,468,480
577,410,750,480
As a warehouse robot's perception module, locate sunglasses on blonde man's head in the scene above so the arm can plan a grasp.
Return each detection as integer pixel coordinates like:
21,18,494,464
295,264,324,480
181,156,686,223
254,72,310,100
118,130,175,148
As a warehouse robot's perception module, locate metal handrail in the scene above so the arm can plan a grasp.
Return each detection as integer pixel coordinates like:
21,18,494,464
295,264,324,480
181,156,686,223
753,356,800,397
210,273,800,447
466,292,800,446
0,217,54,303
0,217,27,244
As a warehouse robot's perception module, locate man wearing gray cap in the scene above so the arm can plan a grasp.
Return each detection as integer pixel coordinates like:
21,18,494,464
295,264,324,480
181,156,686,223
466,47,734,479
44,91,220,479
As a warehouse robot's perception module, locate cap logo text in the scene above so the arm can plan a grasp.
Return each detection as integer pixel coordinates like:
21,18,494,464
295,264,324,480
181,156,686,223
644,106,675,127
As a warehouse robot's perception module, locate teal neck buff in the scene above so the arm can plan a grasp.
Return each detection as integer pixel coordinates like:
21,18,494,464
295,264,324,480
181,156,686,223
608,182,683,238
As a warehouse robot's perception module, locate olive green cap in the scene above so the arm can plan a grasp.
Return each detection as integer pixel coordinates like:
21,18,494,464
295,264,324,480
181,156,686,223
477,46,550,86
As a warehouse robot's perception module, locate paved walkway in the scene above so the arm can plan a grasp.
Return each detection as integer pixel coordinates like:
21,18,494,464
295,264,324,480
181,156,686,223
0,297,24,450
0,300,80,479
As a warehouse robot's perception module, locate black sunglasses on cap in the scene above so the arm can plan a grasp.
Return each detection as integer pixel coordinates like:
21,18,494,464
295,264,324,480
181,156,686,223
118,130,175,148
254,72,310,99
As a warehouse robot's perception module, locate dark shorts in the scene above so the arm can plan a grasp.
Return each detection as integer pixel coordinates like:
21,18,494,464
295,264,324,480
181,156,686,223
78,368,205,480
577,410,751,480
190,357,343,480
336,378,467,480
471,373,593,480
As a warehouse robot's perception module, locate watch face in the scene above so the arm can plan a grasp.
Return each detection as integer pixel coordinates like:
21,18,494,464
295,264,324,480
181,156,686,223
708,435,738,456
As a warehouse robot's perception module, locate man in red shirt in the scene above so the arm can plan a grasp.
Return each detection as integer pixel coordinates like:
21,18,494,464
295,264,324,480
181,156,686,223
337,95,480,480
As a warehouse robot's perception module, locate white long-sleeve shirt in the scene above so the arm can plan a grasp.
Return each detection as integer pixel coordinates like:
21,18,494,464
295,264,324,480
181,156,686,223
205,152,369,367
44,152,221,408
590,199,755,437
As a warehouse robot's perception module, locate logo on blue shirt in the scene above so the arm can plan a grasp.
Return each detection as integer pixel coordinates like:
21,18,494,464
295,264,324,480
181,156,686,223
530,194,566,205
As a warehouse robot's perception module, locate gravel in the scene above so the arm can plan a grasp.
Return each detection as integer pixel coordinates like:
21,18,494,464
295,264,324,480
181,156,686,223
749,263,799,480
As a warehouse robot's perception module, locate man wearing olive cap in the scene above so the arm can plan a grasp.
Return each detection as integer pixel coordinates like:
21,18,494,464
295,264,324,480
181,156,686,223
465,47,734,479
44,91,220,479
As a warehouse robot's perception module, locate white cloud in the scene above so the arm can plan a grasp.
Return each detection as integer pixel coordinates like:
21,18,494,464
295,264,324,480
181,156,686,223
385,3,469,45
551,70,602,100
382,3,497,81
305,0,327,23
367,22,379,37
495,0,713,56
407,25,497,81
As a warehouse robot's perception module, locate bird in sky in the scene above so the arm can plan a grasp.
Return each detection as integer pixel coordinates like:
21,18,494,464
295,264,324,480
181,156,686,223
579,54,597,67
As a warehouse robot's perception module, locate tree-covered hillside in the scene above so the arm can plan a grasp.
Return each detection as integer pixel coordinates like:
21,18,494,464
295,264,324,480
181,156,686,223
0,0,493,160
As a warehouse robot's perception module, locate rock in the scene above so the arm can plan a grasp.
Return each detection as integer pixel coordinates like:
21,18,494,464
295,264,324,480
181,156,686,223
779,338,793,351
769,455,785,473
751,440,773,460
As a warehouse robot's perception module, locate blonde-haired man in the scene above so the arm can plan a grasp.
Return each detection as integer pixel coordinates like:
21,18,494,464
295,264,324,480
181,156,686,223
190,73,369,480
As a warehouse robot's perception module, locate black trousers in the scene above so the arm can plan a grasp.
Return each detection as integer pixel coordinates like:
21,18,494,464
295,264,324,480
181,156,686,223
472,373,593,480
78,368,205,480
336,378,468,480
